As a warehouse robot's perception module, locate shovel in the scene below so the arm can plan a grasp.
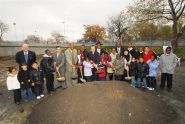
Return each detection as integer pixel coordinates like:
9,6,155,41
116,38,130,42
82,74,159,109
79,66,86,83
56,68,65,82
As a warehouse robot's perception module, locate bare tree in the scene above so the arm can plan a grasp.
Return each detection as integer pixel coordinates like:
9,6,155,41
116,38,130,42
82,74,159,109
24,35,41,44
128,0,185,47
51,31,66,44
107,11,129,43
0,21,9,42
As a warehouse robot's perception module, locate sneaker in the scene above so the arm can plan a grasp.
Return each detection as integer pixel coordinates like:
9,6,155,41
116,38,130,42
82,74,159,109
148,88,153,91
36,96,41,100
40,94,44,97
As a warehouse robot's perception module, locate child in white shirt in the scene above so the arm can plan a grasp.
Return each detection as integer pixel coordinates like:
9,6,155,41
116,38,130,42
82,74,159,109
6,67,21,104
83,57,93,82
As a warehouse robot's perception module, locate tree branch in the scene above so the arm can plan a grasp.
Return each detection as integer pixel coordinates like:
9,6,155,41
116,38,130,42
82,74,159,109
177,4,185,20
168,0,177,18
177,25,185,38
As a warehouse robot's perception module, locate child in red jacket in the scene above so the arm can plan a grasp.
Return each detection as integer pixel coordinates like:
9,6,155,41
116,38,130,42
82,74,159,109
97,58,106,81
143,46,154,64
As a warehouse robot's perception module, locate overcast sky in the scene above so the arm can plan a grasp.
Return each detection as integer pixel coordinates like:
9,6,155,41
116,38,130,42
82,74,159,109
0,0,132,42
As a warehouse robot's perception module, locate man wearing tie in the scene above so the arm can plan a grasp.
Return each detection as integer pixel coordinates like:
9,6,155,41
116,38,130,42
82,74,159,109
95,42,104,56
16,43,36,70
52,46,67,89
88,45,100,81
115,42,124,57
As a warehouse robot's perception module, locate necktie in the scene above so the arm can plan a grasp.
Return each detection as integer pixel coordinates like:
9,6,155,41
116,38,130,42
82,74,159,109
24,53,28,63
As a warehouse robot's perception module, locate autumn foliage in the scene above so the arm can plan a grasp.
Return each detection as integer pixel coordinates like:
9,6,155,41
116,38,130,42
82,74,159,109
83,25,106,42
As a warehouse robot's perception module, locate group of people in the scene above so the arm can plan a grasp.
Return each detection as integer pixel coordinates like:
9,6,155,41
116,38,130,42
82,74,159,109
6,42,178,104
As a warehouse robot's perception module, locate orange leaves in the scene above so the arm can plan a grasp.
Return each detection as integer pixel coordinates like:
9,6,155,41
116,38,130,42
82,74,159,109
83,25,106,41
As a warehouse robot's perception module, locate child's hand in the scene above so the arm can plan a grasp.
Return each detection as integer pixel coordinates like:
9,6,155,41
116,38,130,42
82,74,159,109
31,83,35,86
21,82,24,84
28,80,30,82
43,78,46,81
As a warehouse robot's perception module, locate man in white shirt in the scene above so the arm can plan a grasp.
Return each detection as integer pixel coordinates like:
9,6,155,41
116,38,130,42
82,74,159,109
16,43,36,70
127,42,137,58
96,42,104,56
115,42,124,57
52,46,67,89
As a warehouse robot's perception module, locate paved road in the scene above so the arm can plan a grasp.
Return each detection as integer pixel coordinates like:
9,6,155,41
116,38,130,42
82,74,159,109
28,82,177,124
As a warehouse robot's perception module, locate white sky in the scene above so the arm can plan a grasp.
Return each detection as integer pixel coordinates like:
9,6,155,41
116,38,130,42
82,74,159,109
0,0,132,42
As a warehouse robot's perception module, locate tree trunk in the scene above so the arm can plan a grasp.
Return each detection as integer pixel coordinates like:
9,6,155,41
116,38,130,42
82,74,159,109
171,20,178,48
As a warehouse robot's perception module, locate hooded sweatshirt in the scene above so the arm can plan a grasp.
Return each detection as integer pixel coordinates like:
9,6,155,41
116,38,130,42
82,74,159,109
40,54,55,75
149,60,159,77
159,48,177,74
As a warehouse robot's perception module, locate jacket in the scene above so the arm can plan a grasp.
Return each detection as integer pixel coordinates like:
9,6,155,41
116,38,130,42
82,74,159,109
17,70,31,89
97,63,106,78
143,51,153,63
40,55,55,75
113,59,124,75
129,61,137,76
115,46,125,56
136,62,149,78
149,60,159,77
52,52,66,75
128,47,137,58
64,48,78,73
96,48,105,56
15,50,36,70
7,74,20,90
30,68,44,85
88,51,100,64
159,50,177,74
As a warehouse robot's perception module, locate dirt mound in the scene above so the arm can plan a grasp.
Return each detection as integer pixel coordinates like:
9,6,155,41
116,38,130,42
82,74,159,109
28,82,177,124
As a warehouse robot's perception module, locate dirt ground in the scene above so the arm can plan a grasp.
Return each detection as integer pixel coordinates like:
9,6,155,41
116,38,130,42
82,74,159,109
0,57,185,124
28,81,178,124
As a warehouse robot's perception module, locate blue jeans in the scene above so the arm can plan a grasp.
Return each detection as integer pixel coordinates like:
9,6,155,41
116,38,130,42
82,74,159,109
21,88,32,101
34,84,44,97
131,76,136,86
136,77,147,88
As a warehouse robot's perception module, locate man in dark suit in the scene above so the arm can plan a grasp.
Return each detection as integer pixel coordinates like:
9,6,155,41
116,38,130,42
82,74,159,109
115,42,124,57
95,42,105,56
77,45,88,83
16,43,36,70
88,45,100,65
127,42,137,58
80,44,88,59
88,45,100,81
